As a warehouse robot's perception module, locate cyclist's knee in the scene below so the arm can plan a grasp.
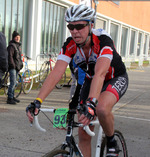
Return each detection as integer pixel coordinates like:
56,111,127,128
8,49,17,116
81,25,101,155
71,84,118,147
96,102,111,119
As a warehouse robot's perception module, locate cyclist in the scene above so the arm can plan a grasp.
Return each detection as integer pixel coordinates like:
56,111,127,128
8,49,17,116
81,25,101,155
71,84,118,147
26,4,128,157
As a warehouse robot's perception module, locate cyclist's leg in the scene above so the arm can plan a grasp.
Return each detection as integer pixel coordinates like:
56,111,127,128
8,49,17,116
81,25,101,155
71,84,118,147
96,91,116,137
78,126,94,157
97,73,128,137
96,73,128,155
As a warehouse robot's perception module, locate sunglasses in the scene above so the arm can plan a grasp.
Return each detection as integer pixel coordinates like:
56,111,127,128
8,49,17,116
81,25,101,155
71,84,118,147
67,23,89,31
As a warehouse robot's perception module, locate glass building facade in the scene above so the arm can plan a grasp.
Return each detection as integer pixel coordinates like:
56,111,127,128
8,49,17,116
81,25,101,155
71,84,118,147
41,1,66,54
0,0,29,54
0,0,150,67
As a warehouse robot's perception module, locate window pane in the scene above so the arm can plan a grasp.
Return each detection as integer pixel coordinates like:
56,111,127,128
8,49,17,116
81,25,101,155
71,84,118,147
41,2,65,55
5,0,12,44
143,35,147,55
49,3,53,53
148,36,150,57
12,0,18,32
45,3,49,53
121,27,128,57
58,7,66,52
112,1,120,5
110,23,118,47
95,18,106,30
0,0,5,32
41,1,46,53
137,32,142,56
130,30,136,55
18,0,24,39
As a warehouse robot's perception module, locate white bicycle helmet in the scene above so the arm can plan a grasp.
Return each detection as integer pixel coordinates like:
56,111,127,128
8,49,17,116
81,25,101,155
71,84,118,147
65,4,95,22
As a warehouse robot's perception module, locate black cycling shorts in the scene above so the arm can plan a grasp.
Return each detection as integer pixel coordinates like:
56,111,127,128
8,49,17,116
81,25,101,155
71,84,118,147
80,72,128,103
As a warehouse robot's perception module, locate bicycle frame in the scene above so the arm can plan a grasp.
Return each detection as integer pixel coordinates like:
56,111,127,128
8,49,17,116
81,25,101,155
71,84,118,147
49,57,56,71
22,56,33,82
33,108,103,157
0,72,8,89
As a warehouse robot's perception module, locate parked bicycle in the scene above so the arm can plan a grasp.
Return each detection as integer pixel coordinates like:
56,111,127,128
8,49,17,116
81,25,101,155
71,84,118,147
1,71,23,98
32,106,128,157
3,55,33,98
39,53,66,89
21,55,33,94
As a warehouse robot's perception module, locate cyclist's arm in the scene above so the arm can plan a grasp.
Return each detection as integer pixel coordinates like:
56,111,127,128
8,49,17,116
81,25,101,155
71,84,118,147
27,60,68,122
88,57,111,99
37,60,68,101
78,57,111,125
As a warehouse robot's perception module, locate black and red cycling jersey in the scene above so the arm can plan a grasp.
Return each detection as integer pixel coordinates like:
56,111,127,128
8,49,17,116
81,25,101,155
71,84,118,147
57,28,126,82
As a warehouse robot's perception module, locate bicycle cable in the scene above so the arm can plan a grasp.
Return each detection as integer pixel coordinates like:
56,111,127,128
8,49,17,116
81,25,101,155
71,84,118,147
40,110,68,130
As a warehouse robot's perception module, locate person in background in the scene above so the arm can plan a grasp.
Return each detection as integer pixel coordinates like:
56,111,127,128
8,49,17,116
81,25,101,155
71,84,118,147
7,31,23,104
0,32,8,87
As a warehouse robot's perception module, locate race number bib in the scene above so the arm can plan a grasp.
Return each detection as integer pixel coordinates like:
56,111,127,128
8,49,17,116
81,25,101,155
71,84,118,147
53,108,69,128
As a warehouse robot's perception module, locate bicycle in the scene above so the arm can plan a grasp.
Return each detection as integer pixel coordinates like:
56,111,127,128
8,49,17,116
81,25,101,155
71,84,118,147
1,71,23,98
21,55,33,94
39,53,66,89
3,55,33,98
32,106,128,157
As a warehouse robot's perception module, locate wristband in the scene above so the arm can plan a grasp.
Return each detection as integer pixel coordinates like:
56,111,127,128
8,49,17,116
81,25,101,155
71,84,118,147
36,98,43,104
87,97,98,107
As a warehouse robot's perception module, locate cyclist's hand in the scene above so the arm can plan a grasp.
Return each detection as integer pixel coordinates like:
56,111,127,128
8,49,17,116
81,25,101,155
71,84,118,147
78,98,98,125
26,100,41,123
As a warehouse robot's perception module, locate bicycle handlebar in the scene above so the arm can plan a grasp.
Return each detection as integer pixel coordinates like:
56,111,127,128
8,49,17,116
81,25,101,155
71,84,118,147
33,108,99,137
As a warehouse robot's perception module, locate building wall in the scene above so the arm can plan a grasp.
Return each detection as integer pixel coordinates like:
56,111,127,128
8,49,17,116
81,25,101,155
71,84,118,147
0,0,150,71
98,1,150,33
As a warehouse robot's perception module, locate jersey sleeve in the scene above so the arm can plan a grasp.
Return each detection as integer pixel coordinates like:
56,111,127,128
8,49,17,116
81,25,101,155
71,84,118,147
97,35,114,61
57,37,77,64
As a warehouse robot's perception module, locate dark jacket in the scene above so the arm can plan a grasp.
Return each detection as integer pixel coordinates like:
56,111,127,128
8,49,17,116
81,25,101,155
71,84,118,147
7,40,23,71
0,32,8,73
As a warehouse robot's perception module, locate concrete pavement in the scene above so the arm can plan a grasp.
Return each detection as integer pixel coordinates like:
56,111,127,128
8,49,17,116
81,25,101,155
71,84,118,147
0,66,150,157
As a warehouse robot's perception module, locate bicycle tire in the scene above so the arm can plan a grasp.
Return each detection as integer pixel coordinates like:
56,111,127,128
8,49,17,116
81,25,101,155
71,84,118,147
39,61,50,84
4,73,23,98
42,149,69,157
22,69,33,94
100,130,128,157
55,72,66,89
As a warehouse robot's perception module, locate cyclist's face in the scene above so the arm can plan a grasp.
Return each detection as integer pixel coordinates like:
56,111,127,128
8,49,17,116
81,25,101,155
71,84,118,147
68,21,92,44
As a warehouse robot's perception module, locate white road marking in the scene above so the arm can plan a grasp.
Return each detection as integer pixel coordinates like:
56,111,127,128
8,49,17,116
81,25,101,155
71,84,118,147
115,115,150,122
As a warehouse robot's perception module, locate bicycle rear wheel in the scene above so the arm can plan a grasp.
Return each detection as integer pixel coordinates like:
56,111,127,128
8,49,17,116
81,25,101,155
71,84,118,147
55,72,66,89
42,149,69,157
39,61,50,84
22,69,33,94
4,73,22,98
100,130,128,157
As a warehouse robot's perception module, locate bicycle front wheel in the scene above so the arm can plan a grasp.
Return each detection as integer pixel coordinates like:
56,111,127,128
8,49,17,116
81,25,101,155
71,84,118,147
22,69,33,94
55,72,66,89
4,73,22,98
42,149,69,157
100,130,128,157
39,61,50,84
